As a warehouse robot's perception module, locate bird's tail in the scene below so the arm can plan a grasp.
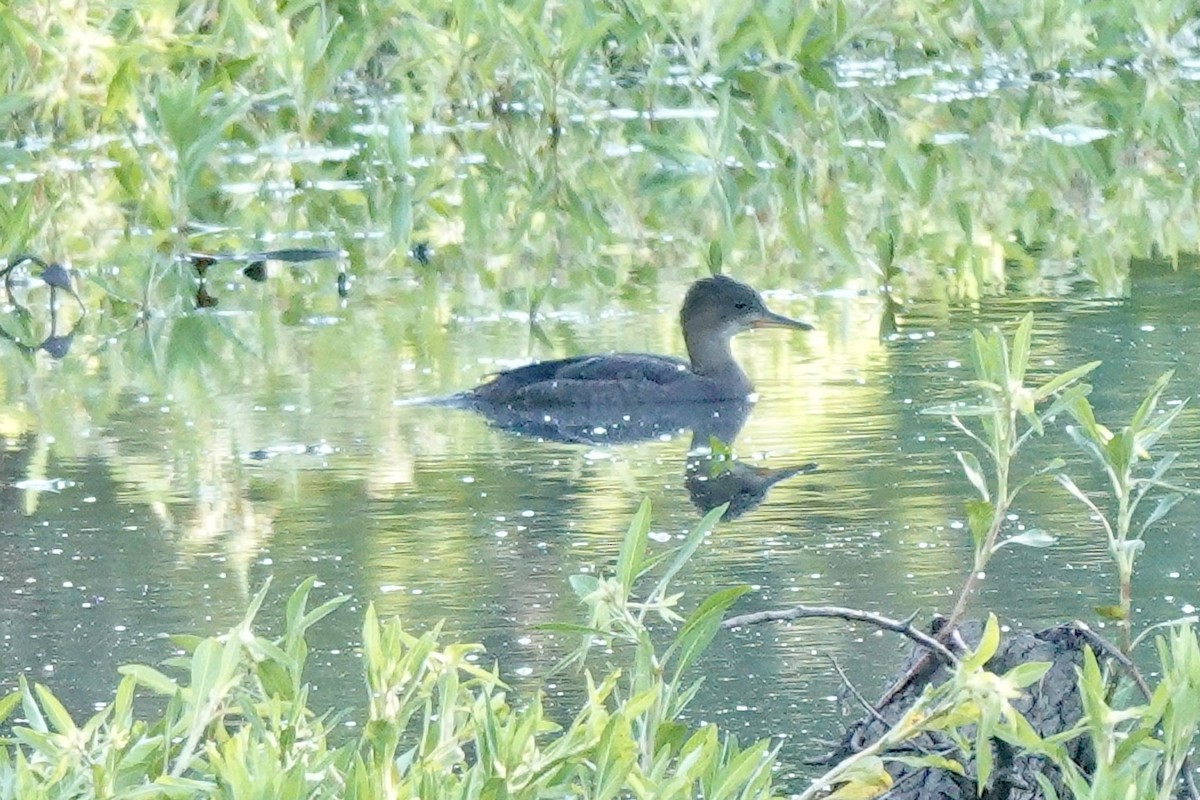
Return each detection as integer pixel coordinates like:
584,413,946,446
395,391,476,409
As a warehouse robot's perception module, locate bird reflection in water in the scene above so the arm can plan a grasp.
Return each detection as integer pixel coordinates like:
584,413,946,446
0,254,86,359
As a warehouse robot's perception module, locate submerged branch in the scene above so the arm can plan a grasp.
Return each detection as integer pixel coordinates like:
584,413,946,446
722,604,958,666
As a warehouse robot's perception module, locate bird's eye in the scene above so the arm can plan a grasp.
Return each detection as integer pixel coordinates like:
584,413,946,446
734,302,749,310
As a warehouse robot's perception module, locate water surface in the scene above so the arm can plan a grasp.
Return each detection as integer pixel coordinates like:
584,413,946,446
3,262,1198,786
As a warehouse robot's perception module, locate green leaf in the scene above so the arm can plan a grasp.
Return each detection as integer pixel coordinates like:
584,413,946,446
0,692,19,726
1056,474,1097,512
593,715,635,800
994,528,1056,552
616,498,651,593
239,579,272,629
168,634,204,654
1140,493,1182,536
707,241,724,274
954,450,990,501
825,755,892,799
1093,605,1126,621
924,403,1003,417
1064,394,1104,444
124,776,219,798
1009,313,1033,385
569,573,600,599
1105,429,1135,477
667,585,751,682
965,499,993,551
286,576,316,631
888,754,965,775
1033,361,1101,401
18,677,45,732
33,684,76,735
299,595,350,634
117,666,180,695
1150,451,1179,483
711,740,773,800
963,613,1001,670
648,504,725,605
975,721,994,794
1002,660,1052,688
1034,772,1061,800
1130,370,1173,431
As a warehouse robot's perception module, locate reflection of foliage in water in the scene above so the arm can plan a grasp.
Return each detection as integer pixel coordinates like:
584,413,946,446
2,1,1199,312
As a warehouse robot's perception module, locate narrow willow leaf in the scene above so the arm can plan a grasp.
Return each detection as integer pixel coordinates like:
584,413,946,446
963,613,1001,670
18,677,45,733
1056,474,1095,510
1009,312,1033,385
568,574,599,599
649,504,724,604
1152,453,1180,484
299,595,351,633
33,684,76,735
118,665,180,696
824,754,892,799
965,499,993,550
1039,383,1093,424
1002,660,1052,688
239,579,271,629
711,740,773,800
924,403,1003,417
189,638,225,711
1034,767,1064,800
994,528,1056,552
593,715,635,800
1064,425,1107,465
888,754,965,775
1140,493,1183,536
667,585,751,681
1033,361,1101,401
168,635,203,654
1130,370,1173,431
0,692,19,727
1063,394,1103,441
286,576,316,632
954,450,990,501
617,498,651,592
975,721,994,794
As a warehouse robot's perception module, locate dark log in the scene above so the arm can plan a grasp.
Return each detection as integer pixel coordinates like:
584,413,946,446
821,620,1098,800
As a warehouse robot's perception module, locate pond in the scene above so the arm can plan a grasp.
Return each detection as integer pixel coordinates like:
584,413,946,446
4,261,1199,785
4,14,1200,788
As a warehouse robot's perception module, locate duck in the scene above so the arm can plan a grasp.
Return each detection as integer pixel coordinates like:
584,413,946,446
459,274,812,407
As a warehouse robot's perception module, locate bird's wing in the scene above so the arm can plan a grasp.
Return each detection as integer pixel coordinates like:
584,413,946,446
552,354,691,384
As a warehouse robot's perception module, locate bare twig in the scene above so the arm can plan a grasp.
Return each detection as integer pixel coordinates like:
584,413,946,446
828,654,889,728
722,604,958,666
1069,622,1150,699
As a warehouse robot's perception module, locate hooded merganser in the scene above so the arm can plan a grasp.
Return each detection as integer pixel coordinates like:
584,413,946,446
462,275,812,406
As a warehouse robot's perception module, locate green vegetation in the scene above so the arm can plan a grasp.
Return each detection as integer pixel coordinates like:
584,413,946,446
928,313,1194,651
926,313,1099,629
806,314,1200,798
4,0,1200,318
0,510,780,799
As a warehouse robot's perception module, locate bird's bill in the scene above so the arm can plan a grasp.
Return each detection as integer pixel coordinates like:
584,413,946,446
750,309,814,331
